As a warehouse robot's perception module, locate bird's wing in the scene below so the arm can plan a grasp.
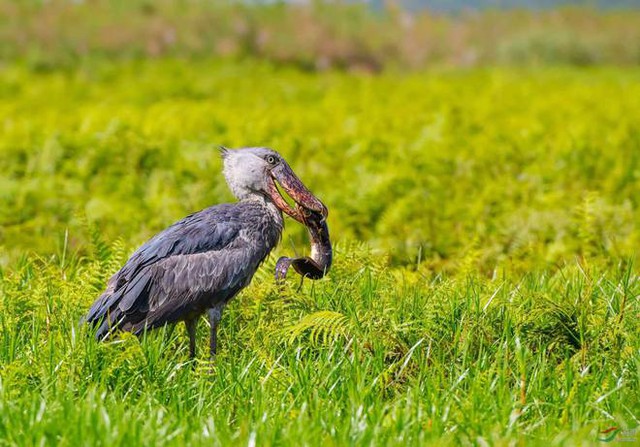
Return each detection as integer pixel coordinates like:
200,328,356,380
85,204,245,328
116,204,242,285
127,238,259,331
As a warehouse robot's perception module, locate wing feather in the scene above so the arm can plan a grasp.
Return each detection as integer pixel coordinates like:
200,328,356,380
85,202,280,339
131,240,258,331
86,204,244,332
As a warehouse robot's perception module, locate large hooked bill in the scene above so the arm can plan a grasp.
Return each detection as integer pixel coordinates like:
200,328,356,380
275,204,332,282
267,163,328,225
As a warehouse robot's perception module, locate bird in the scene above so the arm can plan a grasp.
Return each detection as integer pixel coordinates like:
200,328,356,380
84,147,327,360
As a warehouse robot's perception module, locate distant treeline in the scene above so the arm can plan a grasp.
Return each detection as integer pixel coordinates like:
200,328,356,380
2,0,639,71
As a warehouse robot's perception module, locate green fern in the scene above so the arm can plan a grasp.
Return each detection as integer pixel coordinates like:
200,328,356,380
89,224,112,268
285,310,351,345
105,238,128,276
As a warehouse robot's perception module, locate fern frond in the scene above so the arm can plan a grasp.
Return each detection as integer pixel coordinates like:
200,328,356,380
86,221,112,268
105,238,127,275
286,310,351,345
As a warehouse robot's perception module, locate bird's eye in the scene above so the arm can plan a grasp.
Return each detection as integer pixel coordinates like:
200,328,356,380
265,155,278,165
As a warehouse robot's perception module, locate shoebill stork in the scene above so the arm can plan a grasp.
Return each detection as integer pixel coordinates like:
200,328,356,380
84,147,327,359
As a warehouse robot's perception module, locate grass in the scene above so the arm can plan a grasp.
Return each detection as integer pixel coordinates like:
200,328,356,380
0,59,639,445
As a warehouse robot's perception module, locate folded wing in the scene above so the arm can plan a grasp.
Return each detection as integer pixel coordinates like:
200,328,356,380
85,204,256,339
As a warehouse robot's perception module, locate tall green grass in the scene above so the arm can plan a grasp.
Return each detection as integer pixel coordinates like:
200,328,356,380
1,243,638,445
0,60,639,444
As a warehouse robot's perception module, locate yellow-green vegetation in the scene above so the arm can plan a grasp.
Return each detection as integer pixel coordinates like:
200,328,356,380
1,59,639,445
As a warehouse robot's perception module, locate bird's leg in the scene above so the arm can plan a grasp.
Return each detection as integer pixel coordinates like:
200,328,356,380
185,318,197,360
296,275,305,292
208,305,225,359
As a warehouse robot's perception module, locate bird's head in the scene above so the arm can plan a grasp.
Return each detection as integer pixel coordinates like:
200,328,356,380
220,147,327,223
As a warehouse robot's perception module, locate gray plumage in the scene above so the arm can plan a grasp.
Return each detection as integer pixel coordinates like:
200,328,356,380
86,202,282,338
84,147,326,359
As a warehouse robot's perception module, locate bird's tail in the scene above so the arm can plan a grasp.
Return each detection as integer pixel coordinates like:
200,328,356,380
83,288,126,340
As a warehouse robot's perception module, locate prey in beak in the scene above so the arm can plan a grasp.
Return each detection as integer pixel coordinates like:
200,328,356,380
219,146,326,224
267,162,327,224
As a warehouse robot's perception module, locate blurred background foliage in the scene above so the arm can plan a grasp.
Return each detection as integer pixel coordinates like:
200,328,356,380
1,60,639,272
1,0,640,72
1,1,640,273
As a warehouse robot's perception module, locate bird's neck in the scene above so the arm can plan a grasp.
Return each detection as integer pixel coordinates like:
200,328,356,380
242,194,284,228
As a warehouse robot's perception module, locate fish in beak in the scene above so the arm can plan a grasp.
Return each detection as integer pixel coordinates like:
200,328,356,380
267,162,327,224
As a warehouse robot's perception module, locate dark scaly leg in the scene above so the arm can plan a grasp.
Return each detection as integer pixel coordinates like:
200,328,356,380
208,305,225,359
185,318,197,360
